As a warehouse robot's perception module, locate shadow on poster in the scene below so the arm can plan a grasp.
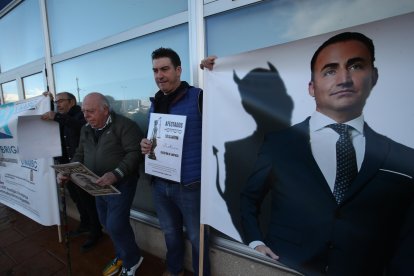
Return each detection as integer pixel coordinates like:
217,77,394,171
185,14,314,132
202,12,414,275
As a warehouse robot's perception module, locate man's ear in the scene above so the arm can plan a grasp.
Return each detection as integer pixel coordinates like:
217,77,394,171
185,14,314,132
175,65,182,79
103,105,110,115
372,67,378,87
308,81,315,97
69,99,76,107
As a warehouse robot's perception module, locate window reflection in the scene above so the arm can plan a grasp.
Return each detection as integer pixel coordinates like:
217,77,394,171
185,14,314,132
0,0,44,72
53,24,189,135
1,81,18,103
47,0,188,55
23,73,46,99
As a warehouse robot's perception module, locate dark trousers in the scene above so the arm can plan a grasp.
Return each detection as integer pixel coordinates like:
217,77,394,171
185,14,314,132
95,176,141,269
152,178,210,276
66,181,102,237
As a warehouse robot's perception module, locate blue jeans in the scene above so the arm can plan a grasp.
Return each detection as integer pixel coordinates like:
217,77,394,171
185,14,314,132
152,178,210,275
96,176,141,269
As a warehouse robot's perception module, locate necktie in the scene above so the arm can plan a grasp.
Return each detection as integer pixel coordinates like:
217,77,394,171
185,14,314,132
328,123,358,204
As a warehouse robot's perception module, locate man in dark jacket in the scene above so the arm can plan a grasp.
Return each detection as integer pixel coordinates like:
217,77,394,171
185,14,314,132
41,91,102,252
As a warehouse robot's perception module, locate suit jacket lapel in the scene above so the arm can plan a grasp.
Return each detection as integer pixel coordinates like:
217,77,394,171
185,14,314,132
341,123,389,205
293,118,336,199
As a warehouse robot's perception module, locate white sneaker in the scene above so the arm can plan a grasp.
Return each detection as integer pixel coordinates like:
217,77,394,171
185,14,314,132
118,256,143,276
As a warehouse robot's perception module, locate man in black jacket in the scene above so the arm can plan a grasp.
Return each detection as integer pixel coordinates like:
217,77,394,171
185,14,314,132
42,91,102,252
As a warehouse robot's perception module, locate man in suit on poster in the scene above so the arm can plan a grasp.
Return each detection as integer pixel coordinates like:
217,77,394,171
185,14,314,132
238,32,414,275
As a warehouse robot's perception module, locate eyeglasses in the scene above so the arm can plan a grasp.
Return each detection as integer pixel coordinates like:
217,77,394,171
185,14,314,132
54,99,71,104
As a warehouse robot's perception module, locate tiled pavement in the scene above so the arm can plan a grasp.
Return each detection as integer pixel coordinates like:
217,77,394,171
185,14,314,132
0,203,193,276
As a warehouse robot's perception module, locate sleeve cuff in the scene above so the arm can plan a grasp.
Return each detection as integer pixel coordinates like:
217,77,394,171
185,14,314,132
53,112,61,121
112,168,124,180
249,240,265,250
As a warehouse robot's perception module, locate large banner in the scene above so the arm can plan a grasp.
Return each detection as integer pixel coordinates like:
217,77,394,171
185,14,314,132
201,11,414,246
0,95,61,226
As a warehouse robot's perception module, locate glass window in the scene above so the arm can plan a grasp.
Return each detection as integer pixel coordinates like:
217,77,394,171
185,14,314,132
53,24,189,214
0,0,44,72
23,73,46,99
47,0,188,55
1,80,18,103
206,0,414,57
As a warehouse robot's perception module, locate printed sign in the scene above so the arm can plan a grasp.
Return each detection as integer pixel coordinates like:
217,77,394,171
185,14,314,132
145,113,186,182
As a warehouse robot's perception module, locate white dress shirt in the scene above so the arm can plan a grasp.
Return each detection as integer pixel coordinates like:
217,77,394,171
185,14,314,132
309,111,365,191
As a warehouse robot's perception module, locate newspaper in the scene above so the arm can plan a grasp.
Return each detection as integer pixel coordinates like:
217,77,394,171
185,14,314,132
51,162,121,196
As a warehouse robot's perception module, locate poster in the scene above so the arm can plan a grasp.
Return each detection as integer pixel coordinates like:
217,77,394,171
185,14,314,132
52,162,121,196
201,12,414,246
17,115,61,160
145,113,187,182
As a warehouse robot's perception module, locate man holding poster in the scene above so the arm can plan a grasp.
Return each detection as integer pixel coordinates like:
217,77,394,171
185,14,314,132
140,48,210,276
238,32,414,275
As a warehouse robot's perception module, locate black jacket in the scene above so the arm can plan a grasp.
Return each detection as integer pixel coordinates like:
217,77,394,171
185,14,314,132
241,118,414,276
54,105,86,163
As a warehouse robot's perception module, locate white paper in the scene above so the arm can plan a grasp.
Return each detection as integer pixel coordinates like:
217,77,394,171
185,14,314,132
145,113,187,182
17,115,62,160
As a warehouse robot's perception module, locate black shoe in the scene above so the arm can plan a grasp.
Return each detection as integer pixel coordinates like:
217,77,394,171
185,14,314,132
68,226,90,237
80,233,102,252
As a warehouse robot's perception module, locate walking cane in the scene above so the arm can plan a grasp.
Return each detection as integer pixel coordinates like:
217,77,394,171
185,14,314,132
59,182,72,275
